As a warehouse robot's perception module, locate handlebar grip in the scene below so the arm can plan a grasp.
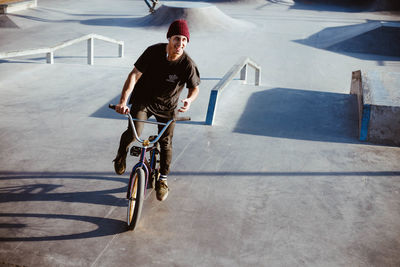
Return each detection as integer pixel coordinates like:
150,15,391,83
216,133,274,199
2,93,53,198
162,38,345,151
175,116,191,121
109,104,116,110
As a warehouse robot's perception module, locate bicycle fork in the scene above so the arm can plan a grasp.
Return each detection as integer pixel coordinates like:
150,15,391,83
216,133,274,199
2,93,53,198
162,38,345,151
127,148,150,200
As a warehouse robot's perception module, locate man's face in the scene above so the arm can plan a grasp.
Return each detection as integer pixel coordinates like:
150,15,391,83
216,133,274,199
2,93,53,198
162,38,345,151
168,35,188,56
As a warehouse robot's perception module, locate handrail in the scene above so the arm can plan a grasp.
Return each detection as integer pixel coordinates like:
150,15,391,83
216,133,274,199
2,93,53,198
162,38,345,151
0,33,124,65
205,57,261,125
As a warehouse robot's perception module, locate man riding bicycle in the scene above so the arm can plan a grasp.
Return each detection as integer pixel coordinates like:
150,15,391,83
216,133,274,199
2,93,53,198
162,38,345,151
113,19,200,201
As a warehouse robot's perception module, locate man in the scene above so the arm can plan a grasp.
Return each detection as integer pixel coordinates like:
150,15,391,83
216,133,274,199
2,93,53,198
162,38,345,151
113,19,200,201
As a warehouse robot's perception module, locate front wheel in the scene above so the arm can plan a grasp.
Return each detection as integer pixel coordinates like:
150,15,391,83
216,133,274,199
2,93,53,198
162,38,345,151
127,168,145,230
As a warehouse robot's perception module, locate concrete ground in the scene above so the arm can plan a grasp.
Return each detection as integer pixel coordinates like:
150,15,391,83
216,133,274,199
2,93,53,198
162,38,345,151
1,0,400,266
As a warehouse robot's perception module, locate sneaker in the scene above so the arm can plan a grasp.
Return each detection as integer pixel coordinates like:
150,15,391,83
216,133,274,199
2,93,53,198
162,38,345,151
156,179,169,201
113,152,127,175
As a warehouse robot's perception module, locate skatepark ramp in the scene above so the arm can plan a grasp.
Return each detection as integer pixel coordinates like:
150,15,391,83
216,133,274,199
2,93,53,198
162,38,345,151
0,33,124,65
296,21,400,58
136,1,253,31
205,57,261,125
293,0,400,10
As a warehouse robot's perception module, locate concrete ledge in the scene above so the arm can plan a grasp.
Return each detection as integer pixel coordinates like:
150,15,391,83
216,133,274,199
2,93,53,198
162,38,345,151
0,0,37,14
350,70,400,146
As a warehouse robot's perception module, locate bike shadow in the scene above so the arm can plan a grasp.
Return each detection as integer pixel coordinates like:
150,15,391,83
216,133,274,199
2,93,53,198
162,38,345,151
0,213,127,241
0,171,131,241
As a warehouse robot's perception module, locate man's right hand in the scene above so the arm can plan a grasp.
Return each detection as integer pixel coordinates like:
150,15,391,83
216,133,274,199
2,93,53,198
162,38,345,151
116,104,130,114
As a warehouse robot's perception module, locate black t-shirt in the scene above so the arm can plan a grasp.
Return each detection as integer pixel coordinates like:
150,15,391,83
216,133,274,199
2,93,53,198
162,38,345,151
129,43,200,118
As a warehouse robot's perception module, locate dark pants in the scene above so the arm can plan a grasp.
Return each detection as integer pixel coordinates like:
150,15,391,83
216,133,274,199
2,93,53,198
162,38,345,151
118,105,176,176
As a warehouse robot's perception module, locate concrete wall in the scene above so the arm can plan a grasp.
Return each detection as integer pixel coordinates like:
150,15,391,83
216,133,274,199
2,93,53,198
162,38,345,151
350,70,400,146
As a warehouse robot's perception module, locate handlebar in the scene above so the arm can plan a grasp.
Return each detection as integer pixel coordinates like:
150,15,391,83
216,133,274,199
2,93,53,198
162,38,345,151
108,104,191,122
109,104,190,146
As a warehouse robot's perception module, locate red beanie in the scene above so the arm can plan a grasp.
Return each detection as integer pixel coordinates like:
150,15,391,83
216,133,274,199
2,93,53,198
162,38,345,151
167,19,190,42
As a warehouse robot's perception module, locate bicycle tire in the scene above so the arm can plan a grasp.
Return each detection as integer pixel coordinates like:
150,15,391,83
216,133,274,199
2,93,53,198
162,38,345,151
127,167,145,230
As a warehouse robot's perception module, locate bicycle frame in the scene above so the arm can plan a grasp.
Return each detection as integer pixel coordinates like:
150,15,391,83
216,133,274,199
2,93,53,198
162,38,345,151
126,113,174,199
127,113,174,146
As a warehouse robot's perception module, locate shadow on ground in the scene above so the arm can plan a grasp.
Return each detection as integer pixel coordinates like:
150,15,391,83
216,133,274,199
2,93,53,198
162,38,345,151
0,213,127,241
0,15,19,28
1,167,399,242
233,88,360,143
91,95,124,120
0,171,128,241
0,171,127,206
290,0,400,11
170,170,400,176
295,20,400,60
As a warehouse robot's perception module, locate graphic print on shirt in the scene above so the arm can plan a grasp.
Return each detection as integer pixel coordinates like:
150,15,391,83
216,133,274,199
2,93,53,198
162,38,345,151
166,74,179,83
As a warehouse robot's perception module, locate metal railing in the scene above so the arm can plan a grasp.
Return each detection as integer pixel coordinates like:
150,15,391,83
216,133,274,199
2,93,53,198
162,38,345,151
205,57,261,125
0,33,124,65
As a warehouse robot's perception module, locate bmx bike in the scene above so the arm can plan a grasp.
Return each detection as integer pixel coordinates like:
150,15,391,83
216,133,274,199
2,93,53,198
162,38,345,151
109,104,189,231
144,0,159,13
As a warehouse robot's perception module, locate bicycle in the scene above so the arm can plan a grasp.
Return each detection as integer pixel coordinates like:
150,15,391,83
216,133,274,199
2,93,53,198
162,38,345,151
144,0,159,13
109,104,189,231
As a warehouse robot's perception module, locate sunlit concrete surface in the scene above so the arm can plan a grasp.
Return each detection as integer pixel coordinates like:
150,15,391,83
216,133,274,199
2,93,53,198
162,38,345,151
1,0,400,266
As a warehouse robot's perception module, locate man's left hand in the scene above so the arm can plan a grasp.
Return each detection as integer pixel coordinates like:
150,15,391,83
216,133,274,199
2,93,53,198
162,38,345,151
178,98,192,112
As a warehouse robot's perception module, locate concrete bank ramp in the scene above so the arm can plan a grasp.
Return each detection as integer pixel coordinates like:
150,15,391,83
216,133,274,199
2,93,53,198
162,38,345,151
296,21,400,58
136,1,253,31
298,21,383,49
293,0,400,10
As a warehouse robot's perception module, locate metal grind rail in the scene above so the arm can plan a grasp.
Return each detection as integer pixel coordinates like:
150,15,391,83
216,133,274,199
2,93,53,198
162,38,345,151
0,33,124,65
205,57,261,125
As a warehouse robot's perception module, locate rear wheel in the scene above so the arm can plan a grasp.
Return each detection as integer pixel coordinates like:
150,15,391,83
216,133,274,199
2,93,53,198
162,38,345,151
127,168,145,230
